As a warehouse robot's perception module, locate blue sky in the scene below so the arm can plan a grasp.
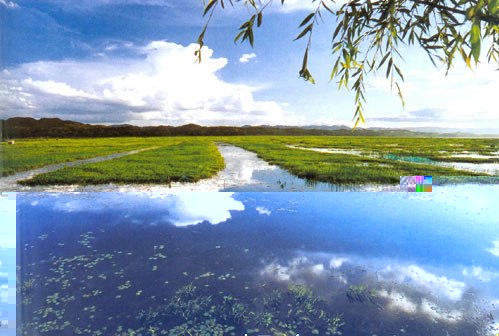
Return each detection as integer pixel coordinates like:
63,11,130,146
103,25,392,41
0,0,498,129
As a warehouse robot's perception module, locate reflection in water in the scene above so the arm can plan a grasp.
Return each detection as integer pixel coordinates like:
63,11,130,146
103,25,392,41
5,144,401,192
0,148,158,191
286,144,499,174
286,144,365,156
17,187,499,335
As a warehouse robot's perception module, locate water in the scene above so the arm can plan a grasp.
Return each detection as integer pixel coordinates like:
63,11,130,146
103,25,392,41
16,186,499,335
0,147,159,191
6,144,401,192
284,145,499,175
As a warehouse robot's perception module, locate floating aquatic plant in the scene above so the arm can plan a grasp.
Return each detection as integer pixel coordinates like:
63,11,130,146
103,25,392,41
346,284,377,305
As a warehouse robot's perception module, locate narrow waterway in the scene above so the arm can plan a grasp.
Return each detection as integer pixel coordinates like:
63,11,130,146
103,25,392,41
0,147,159,191
0,144,400,192
286,145,499,174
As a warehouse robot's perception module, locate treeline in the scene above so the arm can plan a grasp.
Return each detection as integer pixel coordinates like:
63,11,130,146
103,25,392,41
1,117,431,138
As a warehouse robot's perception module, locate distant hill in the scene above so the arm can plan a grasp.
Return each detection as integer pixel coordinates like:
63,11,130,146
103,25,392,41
0,117,495,139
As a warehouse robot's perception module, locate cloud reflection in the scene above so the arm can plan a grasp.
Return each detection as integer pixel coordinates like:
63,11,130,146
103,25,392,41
259,251,496,327
23,192,244,227
488,240,499,257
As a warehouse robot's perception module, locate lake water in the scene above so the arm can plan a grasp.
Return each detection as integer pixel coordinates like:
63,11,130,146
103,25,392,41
285,145,499,175
4,145,401,192
16,186,499,335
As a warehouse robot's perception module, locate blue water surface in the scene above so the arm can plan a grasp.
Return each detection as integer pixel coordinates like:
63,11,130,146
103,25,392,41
16,185,499,335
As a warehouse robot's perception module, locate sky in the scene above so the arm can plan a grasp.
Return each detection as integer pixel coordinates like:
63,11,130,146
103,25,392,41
0,0,498,130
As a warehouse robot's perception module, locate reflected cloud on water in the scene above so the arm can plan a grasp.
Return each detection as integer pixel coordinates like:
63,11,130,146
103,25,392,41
25,192,244,227
16,187,499,335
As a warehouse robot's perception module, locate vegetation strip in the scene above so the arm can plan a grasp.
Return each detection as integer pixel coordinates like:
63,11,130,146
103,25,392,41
4,136,498,186
0,146,159,189
221,136,493,184
1,137,165,176
20,139,224,185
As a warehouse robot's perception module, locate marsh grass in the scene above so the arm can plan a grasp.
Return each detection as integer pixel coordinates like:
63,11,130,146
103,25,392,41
20,139,224,185
1,137,164,176
221,136,490,184
5,135,498,185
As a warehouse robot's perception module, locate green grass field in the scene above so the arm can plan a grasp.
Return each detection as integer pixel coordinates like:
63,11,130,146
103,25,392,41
1,137,164,176
3,136,498,185
221,136,498,184
19,139,224,185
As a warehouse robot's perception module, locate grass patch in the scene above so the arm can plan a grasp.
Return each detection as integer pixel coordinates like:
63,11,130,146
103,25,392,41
20,139,224,185
1,137,162,176
4,135,498,185
220,136,492,184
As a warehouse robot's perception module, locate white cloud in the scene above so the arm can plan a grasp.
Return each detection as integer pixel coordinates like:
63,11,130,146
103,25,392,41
0,41,291,126
378,290,464,323
260,256,327,283
274,0,318,13
488,240,499,257
377,290,418,314
379,264,466,302
271,0,346,13
366,59,499,129
33,192,244,227
239,53,256,63
41,0,173,9
462,266,499,283
256,206,271,215
420,298,463,323
329,257,348,269
0,0,18,8
163,192,245,227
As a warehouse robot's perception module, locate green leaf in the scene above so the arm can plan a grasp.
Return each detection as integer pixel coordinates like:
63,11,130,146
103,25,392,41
234,30,245,44
203,0,217,16
257,12,263,27
248,29,254,47
458,47,471,68
470,20,481,63
393,63,404,81
294,24,313,41
489,0,499,15
322,1,334,14
395,82,405,108
386,58,393,79
299,13,315,28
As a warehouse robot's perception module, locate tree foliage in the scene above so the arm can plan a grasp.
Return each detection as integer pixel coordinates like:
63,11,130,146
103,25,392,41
196,0,499,127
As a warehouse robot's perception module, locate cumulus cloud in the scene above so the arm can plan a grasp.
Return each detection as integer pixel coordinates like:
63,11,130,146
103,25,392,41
274,0,320,13
366,61,499,129
258,252,485,325
0,0,18,8
23,192,244,227
158,192,245,227
269,0,347,13
462,266,499,283
371,108,445,123
260,256,327,282
378,264,466,302
37,0,173,9
256,206,271,215
488,240,499,257
0,41,291,126
239,53,256,63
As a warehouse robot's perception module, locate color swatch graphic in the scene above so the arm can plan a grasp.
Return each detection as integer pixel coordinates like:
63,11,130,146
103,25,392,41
0,193,16,336
400,176,432,192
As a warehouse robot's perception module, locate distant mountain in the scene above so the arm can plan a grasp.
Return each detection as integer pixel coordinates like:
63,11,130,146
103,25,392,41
1,117,496,139
300,125,351,131
405,127,499,136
